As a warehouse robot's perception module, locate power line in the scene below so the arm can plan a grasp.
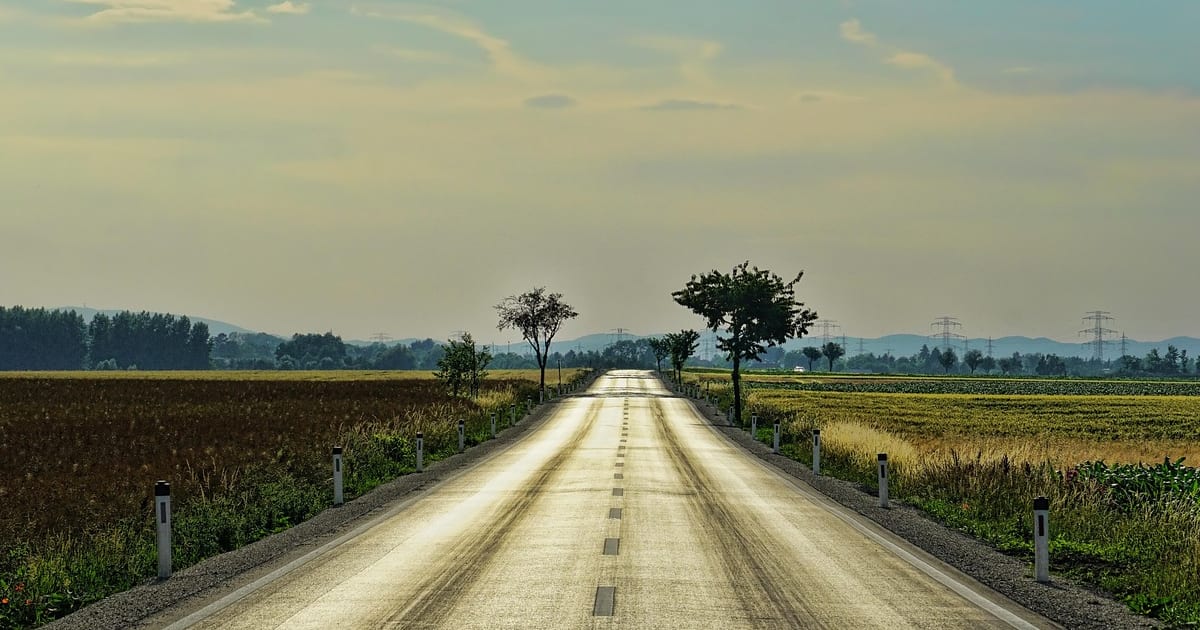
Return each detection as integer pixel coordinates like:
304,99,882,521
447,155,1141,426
1079,311,1118,361
815,320,840,345
929,316,965,352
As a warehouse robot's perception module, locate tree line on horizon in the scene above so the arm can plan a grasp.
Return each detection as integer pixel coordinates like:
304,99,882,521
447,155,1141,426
0,307,210,371
3,304,1195,379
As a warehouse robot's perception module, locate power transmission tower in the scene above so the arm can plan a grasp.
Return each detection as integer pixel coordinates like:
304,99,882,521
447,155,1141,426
929,316,965,352
815,320,840,345
857,338,866,355
1119,332,1128,358
986,337,994,358
369,332,392,344
610,327,627,347
1079,311,1117,361
840,334,847,351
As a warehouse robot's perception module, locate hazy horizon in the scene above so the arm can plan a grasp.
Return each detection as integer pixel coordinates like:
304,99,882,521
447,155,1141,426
3,1,1197,343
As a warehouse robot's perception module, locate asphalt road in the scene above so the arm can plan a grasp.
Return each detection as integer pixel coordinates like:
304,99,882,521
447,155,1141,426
153,370,1053,629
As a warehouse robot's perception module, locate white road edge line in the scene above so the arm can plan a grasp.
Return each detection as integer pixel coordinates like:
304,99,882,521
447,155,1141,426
160,397,592,630
681,397,1052,630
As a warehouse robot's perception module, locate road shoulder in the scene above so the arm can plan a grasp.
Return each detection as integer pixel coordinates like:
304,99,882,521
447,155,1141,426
681,396,1159,630
45,378,598,630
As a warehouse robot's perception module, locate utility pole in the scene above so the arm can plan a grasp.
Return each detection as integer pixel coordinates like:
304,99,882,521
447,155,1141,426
929,316,965,352
1079,311,1117,362
815,320,841,345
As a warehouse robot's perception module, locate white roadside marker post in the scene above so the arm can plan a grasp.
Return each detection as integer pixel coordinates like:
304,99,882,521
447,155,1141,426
812,430,822,476
155,480,172,579
751,414,758,436
458,419,465,453
772,422,781,454
491,412,497,438
527,398,532,416
416,432,424,472
878,453,889,508
540,388,544,404
332,446,344,506
1034,496,1050,583
511,405,516,427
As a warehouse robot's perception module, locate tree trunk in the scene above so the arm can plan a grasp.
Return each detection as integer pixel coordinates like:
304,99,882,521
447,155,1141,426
732,356,742,426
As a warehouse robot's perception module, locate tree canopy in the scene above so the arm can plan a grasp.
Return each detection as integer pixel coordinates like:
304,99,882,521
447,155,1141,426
434,333,492,397
673,262,817,423
664,330,700,383
821,342,845,372
496,287,578,395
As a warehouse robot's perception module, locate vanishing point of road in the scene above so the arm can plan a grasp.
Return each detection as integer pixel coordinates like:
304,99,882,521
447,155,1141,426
151,370,1054,629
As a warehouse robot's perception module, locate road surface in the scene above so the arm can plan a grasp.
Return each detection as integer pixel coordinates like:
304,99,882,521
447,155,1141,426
154,370,1052,629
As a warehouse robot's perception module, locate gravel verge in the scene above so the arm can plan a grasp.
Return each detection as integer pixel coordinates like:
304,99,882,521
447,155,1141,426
687,397,1160,630
45,373,601,630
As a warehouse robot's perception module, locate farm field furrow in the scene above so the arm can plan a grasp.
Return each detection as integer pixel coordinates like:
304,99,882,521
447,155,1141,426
0,370,580,629
687,371,1200,627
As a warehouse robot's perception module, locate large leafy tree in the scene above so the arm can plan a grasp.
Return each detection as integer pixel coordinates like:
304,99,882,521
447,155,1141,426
664,330,700,383
673,262,817,424
647,337,670,374
434,333,492,397
496,287,578,396
821,342,845,372
938,347,958,373
963,349,984,374
801,346,822,371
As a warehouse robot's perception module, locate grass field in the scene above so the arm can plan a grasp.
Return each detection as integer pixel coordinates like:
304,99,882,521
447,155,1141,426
687,371,1200,626
0,369,582,382
0,369,583,629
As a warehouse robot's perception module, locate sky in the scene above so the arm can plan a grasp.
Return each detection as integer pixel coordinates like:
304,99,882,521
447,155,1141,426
1,1,1198,345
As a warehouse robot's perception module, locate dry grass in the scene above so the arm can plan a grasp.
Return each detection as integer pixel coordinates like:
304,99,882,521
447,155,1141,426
0,368,580,382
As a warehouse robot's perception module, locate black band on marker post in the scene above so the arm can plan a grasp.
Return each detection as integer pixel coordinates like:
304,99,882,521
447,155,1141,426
332,446,343,455
1034,496,1049,511
155,481,170,496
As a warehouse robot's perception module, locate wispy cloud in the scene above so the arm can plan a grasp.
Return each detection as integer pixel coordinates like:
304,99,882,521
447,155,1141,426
640,98,741,111
352,6,541,80
840,17,955,86
839,19,877,45
67,0,261,24
266,1,308,15
372,46,456,64
633,36,723,85
886,52,954,85
524,94,577,109
50,52,182,67
795,90,865,104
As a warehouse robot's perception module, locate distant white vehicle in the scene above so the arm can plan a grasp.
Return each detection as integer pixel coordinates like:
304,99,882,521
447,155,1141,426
792,366,806,373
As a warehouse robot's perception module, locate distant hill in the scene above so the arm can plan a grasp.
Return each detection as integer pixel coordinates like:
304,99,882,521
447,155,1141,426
780,334,1200,360
41,308,1200,359
54,307,254,337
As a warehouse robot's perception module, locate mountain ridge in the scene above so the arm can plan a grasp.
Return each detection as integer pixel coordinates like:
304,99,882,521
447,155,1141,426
39,307,1200,359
